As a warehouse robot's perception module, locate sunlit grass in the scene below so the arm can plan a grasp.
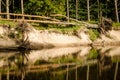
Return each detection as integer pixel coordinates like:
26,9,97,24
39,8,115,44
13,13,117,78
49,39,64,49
113,22,120,29
87,29,99,41
34,23,83,34
0,20,17,27
113,22,120,26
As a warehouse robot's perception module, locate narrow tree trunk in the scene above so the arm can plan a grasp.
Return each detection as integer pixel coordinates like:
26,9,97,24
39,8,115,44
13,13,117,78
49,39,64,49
67,0,69,22
87,0,90,21
87,65,89,80
66,64,69,80
21,0,24,19
76,0,78,20
114,0,119,22
6,0,10,19
97,0,100,21
114,62,118,80
13,0,14,13
7,61,9,80
0,0,1,18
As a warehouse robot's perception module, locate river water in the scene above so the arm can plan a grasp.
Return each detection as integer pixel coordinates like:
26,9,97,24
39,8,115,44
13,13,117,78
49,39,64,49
0,46,120,80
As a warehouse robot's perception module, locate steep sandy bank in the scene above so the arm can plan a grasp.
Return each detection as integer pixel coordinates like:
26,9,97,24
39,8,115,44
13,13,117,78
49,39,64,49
0,22,120,49
26,29,92,49
93,30,120,46
0,25,18,49
22,22,120,48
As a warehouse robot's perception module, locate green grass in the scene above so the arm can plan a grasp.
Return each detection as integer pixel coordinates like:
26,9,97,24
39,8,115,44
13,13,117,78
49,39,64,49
0,20,17,27
87,48,99,59
87,20,98,24
113,22,120,28
87,29,99,41
113,22,120,26
33,23,83,34
0,20,83,34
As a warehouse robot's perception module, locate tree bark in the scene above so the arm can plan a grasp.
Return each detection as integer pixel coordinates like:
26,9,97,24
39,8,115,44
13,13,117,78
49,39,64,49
6,0,10,19
115,0,119,22
87,0,90,21
0,0,1,18
97,0,100,21
21,0,24,19
67,0,69,22
13,0,14,13
76,0,78,20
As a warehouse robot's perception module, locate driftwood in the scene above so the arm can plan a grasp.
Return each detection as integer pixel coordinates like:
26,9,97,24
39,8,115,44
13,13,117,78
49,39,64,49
99,17,113,34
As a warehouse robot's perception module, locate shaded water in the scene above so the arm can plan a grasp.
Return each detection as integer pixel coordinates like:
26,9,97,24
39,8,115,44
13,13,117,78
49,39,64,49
0,46,120,80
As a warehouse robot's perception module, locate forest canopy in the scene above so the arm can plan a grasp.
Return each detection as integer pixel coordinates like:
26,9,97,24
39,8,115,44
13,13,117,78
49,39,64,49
0,0,120,22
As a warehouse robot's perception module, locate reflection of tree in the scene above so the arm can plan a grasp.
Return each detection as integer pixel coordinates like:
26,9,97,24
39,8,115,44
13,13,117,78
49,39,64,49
114,62,118,80
15,50,30,80
2,50,30,80
97,50,112,76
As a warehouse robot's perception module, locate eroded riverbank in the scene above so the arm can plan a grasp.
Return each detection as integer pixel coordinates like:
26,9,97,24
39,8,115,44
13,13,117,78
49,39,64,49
0,21,120,49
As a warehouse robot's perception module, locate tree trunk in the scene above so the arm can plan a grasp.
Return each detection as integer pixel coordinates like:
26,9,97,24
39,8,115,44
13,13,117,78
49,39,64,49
76,0,78,20
0,0,1,18
114,0,119,22
67,0,69,22
97,0,100,21
6,0,10,19
13,0,14,13
87,0,90,21
21,0,24,19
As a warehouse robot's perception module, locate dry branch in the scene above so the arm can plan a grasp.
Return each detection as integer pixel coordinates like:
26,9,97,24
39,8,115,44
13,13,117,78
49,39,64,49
0,18,80,26
0,13,60,22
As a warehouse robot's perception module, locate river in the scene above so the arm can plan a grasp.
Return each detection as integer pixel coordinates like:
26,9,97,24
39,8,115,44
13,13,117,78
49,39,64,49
0,46,120,80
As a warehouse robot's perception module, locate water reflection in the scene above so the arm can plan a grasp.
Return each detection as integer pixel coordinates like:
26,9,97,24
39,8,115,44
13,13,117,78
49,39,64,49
0,46,120,80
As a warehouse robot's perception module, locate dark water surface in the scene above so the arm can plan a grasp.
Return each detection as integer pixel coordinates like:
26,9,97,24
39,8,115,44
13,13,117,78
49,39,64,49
0,46,120,80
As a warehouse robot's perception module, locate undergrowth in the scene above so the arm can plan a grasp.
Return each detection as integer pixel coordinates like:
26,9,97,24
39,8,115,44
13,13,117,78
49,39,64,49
87,29,100,41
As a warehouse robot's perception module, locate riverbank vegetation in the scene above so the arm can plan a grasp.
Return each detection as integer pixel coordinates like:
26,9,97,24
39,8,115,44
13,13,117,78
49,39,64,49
0,19,120,42
1,0,120,38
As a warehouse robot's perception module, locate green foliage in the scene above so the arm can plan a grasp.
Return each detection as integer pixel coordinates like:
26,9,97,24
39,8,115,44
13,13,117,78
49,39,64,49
56,26,81,34
87,48,99,59
113,22,120,27
24,0,66,16
88,29,99,41
34,23,82,34
1,0,120,21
